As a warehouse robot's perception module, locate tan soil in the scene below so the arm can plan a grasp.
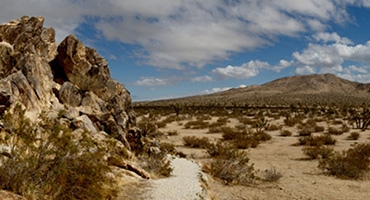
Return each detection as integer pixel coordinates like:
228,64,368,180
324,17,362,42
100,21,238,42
156,115,370,200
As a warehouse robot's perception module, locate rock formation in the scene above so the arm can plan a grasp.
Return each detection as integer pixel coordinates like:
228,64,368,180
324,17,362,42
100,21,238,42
0,16,135,150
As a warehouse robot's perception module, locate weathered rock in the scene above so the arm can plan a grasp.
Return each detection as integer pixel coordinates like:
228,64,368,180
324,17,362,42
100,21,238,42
59,81,82,107
0,16,59,112
73,115,98,134
57,35,110,91
0,190,26,200
80,91,106,114
0,41,15,78
0,16,135,153
0,71,41,111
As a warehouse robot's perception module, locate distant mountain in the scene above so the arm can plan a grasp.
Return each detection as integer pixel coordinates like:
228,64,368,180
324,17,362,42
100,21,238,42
137,74,370,107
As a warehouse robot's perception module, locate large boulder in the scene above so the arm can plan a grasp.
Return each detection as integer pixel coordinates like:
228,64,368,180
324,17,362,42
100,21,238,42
0,16,136,151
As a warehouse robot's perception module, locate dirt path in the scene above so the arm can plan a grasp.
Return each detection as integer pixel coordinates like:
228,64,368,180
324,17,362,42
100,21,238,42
144,157,207,200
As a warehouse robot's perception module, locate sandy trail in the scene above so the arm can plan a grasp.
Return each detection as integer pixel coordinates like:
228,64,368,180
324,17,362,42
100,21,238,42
145,157,206,200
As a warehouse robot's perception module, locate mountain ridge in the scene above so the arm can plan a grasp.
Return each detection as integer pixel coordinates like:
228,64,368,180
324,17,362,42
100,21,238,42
137,73,370,107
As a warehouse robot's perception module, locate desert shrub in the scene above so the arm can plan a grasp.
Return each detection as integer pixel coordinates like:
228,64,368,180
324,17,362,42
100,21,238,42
208,126,224,133
342,125,350,133
221,127,270,149
318,143,370,179
184,120,209,129
205,142,256,185
347,132,360,140
183,136,211,148
222,127,245,141
298,135,336,146
137,116,163,138
280,129,292,137
69,74,106,92
298,127,314,136
215,116,230,124
238,117,256,126
161,115,180,124
160,142,177,155
156,121,167,128
314,125,325,132
0,105,117,199
253,117,269,133
267,124,281,131
253,131,271,142
263,166,283,182
196,115,212,121
235,124,247,131
331,120,343,125
327,127,344,135
138,152,172,178
233,137,259,149
167,130,179,136
302,146,334,159
284,117,301,127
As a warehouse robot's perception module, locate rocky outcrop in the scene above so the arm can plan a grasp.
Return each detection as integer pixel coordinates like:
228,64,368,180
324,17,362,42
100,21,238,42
0,16,135,150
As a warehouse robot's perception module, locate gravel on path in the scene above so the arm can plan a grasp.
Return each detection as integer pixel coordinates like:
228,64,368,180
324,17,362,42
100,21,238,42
145,157,207,200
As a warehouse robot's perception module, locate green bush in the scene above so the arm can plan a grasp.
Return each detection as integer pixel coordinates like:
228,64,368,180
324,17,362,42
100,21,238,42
0,105,117,199
137,117,159,138
298,135,336,146
347,132,360,140
167,130,179,136
205,142,256,185
183,136,211,148
138,152,172,178
302,146,334,159
267,124,281,131
314,125,325,132
318,143,370,179
327,127,344,135
184,120,209,129
284,117,301,127
263,166,283,182
280,129,292,137
298,127,314,136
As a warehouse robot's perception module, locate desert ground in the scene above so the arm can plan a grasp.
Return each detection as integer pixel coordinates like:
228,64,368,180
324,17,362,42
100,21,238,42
134,107,370,200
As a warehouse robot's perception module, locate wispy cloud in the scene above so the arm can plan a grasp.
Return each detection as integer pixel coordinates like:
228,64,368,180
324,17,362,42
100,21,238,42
133,77,169,86
1,1,369,69
213,60,269,79
191,75,214,82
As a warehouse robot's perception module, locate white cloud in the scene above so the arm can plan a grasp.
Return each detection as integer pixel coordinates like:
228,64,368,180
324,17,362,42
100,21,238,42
191,75,214,82
0,0,368,69
203,87,231,94
313,32,353,44
133,77,169,86
296,66,316,75
293,43,344,68
348,65,367,73
213,60,270,79
272,59,295,72
293,40,370,72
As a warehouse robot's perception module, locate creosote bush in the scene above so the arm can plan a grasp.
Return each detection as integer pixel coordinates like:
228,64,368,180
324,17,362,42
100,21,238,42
347,132,360,140
302,145,334,160
280,129,292,137
183,136,211,148
205,141,256,185
184,120,209,129
263,166,283,182
327,126,344,135
298,135,336,146
0,105,117,200
318,143,370,179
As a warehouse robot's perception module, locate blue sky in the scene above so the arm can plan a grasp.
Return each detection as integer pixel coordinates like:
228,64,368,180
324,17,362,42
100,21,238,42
1,1,370,101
